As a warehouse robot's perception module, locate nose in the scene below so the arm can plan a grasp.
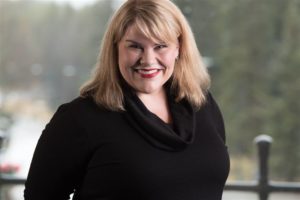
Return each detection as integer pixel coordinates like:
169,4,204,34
140,49,157,65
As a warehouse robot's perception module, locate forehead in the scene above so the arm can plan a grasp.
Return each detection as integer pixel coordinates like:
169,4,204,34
122,25,156,43
123,25,145,38
121,23,177,44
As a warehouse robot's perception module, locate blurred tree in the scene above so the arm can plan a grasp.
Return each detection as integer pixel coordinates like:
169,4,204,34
175,0,300,181
211,0,300,181
263,0,300,181
0,0,299,181
0,0,113,108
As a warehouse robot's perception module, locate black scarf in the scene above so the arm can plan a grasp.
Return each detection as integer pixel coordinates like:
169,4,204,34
123,87,196,152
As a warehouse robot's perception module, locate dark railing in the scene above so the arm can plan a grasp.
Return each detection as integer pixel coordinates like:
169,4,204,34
0,135,300,200
225,135,300,200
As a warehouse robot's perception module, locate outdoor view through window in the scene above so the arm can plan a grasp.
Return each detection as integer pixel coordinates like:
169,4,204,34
0,0,299,199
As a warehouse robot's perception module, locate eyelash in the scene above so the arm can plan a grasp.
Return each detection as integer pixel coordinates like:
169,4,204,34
129,44,142,49
128,44,168,50
155,44,168,49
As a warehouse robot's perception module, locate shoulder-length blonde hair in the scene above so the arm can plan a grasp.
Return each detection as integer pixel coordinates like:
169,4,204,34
80,0,210,111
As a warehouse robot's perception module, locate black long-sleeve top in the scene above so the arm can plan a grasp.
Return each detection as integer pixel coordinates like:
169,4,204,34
24,91,230,200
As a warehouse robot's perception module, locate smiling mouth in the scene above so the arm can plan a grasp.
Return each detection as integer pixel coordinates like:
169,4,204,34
136,68,160,74
133,68,162,78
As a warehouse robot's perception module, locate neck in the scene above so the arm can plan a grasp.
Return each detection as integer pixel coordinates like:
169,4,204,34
137,88,172,123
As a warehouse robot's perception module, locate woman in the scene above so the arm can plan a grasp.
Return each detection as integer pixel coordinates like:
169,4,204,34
24,0,230,199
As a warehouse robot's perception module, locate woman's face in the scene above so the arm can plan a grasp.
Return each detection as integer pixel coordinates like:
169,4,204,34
118,25,179,96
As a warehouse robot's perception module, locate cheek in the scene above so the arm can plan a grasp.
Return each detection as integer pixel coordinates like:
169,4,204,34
118,54,129,79
118,54,137,80
162,52,177,68
119,50,140,66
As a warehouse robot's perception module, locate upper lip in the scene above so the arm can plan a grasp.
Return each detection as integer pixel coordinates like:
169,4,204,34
135,68,160,71
133,64,164,70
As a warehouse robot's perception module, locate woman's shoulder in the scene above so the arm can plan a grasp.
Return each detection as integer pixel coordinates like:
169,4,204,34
59,96,95,110
52,96,119,125
195,91,224,127
203,91,226,142
56,96,108,115
48,96,101,123
51,97,89,118
202,91,220,111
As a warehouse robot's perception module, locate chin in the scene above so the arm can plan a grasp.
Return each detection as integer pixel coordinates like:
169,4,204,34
135,85,162,95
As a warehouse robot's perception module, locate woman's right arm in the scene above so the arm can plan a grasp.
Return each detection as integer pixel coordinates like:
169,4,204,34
24,103,89,200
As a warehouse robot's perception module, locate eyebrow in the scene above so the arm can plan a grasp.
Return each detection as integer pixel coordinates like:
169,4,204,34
125,39,167,46
125,40,141,45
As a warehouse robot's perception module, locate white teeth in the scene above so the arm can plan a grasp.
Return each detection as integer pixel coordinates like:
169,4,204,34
138,69,159,74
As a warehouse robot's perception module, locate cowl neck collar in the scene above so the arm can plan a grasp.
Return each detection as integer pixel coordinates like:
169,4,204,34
123,88,196,152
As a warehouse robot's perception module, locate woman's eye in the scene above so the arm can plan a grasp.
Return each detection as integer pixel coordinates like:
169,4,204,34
155,44,168,49
129,44,142,49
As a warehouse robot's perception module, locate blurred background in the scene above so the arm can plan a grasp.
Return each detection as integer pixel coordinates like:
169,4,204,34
0,0,299,199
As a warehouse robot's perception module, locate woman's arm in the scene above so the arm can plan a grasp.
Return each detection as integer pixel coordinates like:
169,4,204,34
24,103,89,200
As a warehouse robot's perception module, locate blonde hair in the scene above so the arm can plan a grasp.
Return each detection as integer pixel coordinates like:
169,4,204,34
80,0,210,111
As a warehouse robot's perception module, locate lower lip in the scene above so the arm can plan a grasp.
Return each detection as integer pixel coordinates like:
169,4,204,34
138,70,161,79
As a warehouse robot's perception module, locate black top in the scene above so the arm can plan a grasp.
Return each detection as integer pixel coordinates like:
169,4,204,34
24,91,230,200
